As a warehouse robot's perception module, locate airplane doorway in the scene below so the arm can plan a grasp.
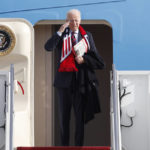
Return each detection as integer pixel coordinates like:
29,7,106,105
34,21,112,146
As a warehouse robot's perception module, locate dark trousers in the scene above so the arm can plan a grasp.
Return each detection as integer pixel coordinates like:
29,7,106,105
57,82,84,146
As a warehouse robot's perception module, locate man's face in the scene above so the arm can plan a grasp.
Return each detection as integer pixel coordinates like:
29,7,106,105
67,13,81,31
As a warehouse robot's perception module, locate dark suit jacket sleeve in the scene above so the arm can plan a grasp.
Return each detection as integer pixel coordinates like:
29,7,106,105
83,32,105,70
44,32,62,51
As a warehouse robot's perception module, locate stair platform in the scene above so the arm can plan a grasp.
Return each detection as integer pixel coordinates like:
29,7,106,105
17,146,110,150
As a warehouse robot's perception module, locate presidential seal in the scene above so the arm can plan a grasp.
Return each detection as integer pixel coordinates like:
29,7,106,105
0,25,16,56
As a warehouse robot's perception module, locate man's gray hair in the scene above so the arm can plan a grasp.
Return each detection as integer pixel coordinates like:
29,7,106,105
66,9,81,20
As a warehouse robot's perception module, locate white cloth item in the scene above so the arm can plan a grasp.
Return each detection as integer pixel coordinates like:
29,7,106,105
57,31,62,37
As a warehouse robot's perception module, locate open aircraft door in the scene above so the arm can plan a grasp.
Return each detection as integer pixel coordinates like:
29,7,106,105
0,19,34,149
110,65,122,150
0,65,14,150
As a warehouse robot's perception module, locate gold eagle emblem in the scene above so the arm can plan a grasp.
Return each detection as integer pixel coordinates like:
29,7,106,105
0,25,16,56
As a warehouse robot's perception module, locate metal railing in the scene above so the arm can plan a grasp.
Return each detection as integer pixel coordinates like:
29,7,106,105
110,65,122,150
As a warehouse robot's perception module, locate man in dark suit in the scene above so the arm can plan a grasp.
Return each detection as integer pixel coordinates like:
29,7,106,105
45,9,105,146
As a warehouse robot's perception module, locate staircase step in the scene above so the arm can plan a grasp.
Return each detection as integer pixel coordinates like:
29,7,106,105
17,146,110,150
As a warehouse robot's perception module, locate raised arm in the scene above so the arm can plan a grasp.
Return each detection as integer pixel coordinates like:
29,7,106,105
44,21,70,51
44,32,62,51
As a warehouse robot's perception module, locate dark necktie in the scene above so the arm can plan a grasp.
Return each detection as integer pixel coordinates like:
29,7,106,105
71,32,77,46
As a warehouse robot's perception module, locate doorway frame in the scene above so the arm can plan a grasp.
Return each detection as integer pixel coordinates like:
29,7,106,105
34,19,112,146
